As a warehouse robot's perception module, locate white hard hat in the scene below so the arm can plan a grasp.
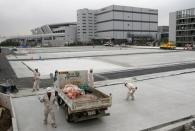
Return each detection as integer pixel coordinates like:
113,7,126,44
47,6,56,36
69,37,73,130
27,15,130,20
47,87,52,92
124,82,128,86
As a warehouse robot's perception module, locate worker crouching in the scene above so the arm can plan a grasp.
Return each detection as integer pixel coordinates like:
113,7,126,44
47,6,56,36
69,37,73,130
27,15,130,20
39,87,58,128
124,82,138,100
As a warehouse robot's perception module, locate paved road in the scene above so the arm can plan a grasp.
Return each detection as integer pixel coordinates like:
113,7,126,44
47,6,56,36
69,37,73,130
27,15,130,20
13,71,195,131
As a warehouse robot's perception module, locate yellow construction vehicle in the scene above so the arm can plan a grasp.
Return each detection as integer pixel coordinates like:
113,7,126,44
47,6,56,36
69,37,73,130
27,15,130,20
160,41,176,50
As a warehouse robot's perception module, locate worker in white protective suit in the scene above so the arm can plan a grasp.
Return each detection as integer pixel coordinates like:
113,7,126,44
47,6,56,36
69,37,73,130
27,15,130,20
32,68,40,92
88,69,94,88
39,87,58,128
124,82,138,100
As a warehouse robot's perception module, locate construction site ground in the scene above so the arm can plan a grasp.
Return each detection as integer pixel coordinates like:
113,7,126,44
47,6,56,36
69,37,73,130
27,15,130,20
1,46,195,131
12,69,195,131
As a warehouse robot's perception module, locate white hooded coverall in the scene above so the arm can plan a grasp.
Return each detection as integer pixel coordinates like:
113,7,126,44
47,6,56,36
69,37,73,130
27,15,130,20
33,71,40,91
40,93,57,125
125,82,137,100
88,72,94,88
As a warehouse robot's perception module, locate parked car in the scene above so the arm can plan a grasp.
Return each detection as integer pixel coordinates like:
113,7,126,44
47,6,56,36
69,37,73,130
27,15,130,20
104,42,113,47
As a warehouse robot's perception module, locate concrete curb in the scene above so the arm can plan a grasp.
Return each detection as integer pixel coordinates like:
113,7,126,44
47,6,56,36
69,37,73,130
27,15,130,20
10,97,18,131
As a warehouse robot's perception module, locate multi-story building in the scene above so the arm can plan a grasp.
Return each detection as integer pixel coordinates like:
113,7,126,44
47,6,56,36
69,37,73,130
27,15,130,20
31,22,77,45
157,26,169,42
4,5,159,46
5,22,77,47
169,8,195,46
77,9,95,42
77,5,158,44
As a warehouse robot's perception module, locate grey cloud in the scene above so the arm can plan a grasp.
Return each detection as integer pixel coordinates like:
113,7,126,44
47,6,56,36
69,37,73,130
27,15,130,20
0,0,194,36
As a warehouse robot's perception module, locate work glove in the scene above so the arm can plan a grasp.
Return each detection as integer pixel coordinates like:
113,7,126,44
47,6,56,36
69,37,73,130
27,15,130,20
38,96,43,102
38,96,41,101
57,106,59,110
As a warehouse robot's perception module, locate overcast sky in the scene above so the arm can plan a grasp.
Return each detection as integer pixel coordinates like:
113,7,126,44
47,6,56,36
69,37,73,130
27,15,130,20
0,0,194,36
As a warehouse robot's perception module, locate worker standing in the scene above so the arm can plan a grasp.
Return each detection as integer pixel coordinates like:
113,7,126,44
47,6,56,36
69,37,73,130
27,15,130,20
53,70,58,82
32,68,40,92
39,87,58,128
124,82,138,100
88,69,94,88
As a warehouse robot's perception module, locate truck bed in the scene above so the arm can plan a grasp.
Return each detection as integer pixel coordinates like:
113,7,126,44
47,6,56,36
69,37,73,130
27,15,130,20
57,87,112,113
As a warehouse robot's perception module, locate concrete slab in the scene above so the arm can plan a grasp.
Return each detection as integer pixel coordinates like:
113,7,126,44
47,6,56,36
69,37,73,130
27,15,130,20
7,48,170,60
95,68,195,87
9,61,33,78
96,51,195,68
9,48,195,79
23,58,125,79
13,72,195,131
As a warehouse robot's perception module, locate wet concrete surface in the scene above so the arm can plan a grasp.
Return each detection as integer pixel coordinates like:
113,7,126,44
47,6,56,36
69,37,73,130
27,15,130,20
0,55,52,89
7,47,176,61
4,47,195,130
13,71,195,131
2,47,195,89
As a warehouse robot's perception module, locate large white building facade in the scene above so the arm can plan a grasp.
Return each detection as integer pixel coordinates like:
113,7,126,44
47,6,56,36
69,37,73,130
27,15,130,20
31,22,77,46
169,8,195,46
77,5,158,44
6,22,77,47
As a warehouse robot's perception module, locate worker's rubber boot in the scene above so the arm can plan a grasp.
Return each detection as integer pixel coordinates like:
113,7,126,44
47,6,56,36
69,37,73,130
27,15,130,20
43,120,47,125
51,123,57,128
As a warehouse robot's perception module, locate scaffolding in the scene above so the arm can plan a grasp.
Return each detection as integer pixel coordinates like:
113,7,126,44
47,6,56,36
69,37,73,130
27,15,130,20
176,8,195,47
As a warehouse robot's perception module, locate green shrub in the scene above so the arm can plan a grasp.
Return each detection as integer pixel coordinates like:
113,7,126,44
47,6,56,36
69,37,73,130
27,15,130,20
0,39,20,47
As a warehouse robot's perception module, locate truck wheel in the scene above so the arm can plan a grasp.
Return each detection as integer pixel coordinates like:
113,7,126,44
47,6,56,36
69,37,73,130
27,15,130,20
65,105,72,122
57,96,64,106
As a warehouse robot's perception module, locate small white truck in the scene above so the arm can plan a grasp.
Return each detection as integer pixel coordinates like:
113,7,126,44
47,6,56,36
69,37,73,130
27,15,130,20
54,70,112,122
